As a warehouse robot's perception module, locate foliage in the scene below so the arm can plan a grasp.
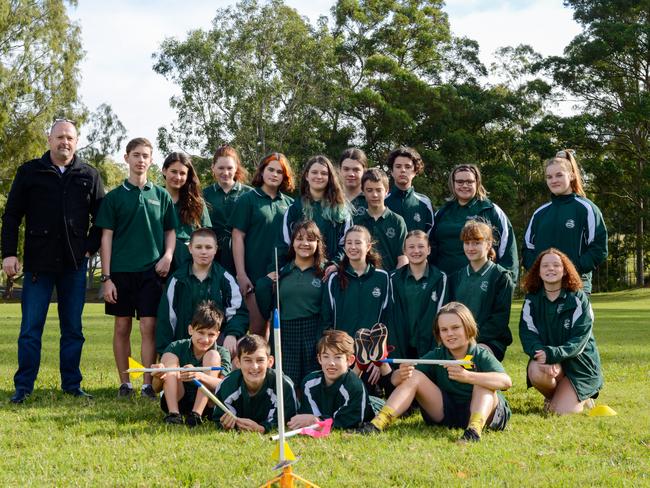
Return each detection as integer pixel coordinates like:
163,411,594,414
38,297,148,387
0,291,648,486
0,0,83,192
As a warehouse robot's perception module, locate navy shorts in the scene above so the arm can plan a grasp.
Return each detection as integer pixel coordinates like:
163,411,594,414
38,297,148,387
421,389,510,431
105,267,163,318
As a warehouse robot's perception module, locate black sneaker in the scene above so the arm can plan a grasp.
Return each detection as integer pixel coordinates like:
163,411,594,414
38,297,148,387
164,412,184,425
185,411,203,428
9,390,30,404
355,422,380,435
141,384,156,400
459,428,481,443
64,388,93,399
117,384,134,398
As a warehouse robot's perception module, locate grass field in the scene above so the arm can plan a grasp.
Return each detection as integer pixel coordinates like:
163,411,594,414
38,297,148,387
0,289,648,487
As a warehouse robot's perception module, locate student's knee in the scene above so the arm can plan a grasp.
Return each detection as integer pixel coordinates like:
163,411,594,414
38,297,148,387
114,317,132,337
161,353,180,367
528,362,550,386
139,318,156,337
202,349,221,366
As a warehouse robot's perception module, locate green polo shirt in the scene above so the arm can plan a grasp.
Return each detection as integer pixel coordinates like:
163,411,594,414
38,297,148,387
353,208,407,271
96,180,178,272
162,338,232,396
203,182,252,273
416,343,509,405
173,202,212,267
229,188,293,283
279,263,324,320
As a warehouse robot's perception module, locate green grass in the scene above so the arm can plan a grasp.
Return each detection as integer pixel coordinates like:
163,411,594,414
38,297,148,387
0,289,649,487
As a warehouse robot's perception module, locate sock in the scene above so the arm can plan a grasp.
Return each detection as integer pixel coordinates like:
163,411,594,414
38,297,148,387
141,383,150,390
123,382,133,389
467,412,486,436
370,405,397,431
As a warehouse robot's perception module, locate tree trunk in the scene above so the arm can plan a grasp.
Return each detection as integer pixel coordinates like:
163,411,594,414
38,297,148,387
636,212,645,287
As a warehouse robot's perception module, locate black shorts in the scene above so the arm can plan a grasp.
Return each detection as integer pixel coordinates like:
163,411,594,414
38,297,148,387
161,390,214,418
105,267,163,318
421,389,510,431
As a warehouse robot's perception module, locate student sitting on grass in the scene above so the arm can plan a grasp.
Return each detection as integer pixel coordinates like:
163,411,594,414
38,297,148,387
449,220,514,361
519,248,603,415
156,228,246,360
151,301,229,427
359,302,512,442
288,330,383,430
389,230,449,360
215,335,298,433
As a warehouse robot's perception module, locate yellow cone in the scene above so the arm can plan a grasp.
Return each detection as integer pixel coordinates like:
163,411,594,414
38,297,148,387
588,405,617,417
271,442,296,462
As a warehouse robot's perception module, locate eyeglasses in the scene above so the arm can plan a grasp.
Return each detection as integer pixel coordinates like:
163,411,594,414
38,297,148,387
454,179,476,186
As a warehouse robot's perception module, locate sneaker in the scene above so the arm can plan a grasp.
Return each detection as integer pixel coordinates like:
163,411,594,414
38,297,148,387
117,384,134,398
459,428,481,443
354,328,373,367
63,388,93,399
368,322,388,363
141,384,156,400
9,390,30,404
355,422,380,435
164,412,184,425
185,411,203,428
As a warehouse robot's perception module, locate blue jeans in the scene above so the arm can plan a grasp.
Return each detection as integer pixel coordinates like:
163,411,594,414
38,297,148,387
14,259,88,393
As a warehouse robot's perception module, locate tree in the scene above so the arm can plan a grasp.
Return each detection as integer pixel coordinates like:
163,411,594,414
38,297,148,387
153,0,340,172
545,0,650,286
0,0,83,192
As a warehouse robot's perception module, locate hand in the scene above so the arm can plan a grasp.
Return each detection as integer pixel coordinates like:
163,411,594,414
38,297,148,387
235,418,264,433
3,257,20,277
539,363,561,377
155,255,172,277
220,412,237,430
149,363,167,379
534,349,547,364
223,335,238,359
287,414,319,430
322,264,337,281
178,363,197,382
393,363,415,385
103,280,118,304
444,364,470,383
366,363,381,385
236,274,254,296
266,271,278,282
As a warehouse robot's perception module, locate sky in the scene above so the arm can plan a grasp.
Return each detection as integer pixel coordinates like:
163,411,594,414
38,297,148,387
69,0,581,164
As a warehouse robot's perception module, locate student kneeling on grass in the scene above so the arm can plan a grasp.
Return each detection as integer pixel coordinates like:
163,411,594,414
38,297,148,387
359,302,512,442
151,301,230,427
216,335,298,433
288,330,383,430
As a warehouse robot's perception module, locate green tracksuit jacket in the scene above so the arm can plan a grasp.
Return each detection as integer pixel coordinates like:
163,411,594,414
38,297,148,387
522,193,607,293
156,261,248,355
388,264,450,358
322,265,391,337
299,370,381,428
385,185,434,234
449,262,514,358
430,197,519,280
215,368,298,433
519,289,603,401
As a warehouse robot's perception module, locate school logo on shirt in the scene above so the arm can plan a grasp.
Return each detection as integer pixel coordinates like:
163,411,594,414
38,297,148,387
147,199,160,206
480,281,489,292
311,278,321,288
430,291,438,302
565,219,575,229
421,282,428,290
413,212,421,222
371,287,381,298
386,227,395,238
563,318,571,329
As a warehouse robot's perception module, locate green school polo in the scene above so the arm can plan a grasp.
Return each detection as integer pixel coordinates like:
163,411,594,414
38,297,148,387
162,338,232,395
416,343,508,405
278,263,324,321
353,208,407,271
96,180,178,272
299,369,381,428
385,185,434,233
228,188,293,283
172,202,212,266
215,368,298,433
449,261,514,355
203,182,252,273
